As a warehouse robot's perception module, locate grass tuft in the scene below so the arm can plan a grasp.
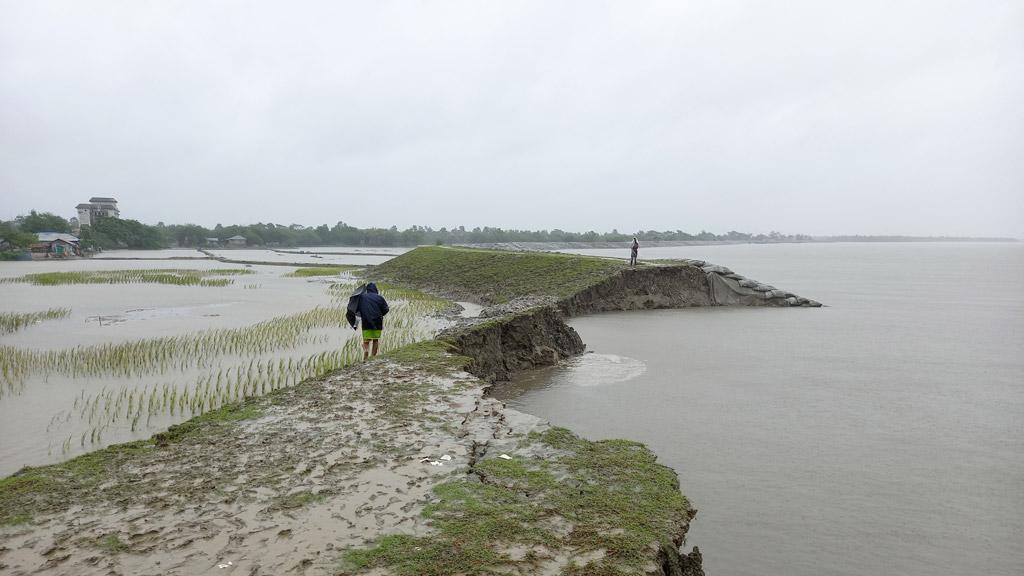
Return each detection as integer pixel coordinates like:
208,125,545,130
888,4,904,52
273,490,327,510
2,512,31,526
154,401,263,445
97,533,129,554
383,340,470,374
0,440,155,525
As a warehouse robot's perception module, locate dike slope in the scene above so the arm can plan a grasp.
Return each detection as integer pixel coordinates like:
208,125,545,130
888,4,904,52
375,246,821,315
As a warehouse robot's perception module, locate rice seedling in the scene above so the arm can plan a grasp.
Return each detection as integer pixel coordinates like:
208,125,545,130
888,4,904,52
0,305,359,393
284,266,359,277
0,307,70,334
0,269,253,287
66,304,437,444
8,282,452,454
327,281,448,311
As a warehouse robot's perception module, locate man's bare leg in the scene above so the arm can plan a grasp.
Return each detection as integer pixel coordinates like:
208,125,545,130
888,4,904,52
371,339,380,357
362,339,370,360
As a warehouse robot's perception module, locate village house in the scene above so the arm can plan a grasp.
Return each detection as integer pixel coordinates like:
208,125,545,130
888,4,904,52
31,232,82,258
226,235,247,247
205,237,221,247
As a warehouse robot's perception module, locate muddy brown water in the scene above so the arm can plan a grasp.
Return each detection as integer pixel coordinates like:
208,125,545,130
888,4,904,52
496,242,1024,576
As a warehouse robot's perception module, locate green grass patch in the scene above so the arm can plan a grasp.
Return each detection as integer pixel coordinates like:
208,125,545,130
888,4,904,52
383,340,470,375
96,533,129,554
0,402,265,525
373,246,627,304
0,440,155,525
0,307,70,334
284,266,358,277
2,512,31,526
339,426,691,575
273,490,327,510
154,400,263,445
1,268,253,287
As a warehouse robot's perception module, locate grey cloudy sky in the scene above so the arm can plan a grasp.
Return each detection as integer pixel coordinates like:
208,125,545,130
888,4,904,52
1,1,1021,236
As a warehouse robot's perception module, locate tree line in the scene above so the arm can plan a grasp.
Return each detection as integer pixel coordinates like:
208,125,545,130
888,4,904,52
1,210,812,253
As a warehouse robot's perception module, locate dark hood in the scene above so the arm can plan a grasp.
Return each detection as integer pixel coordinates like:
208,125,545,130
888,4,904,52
366,282,379,294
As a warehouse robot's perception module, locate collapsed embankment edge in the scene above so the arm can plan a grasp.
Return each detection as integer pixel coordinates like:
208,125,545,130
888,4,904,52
439,308,705,576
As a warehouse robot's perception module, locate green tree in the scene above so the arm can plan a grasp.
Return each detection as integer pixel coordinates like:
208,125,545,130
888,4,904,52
0,222,38,257
20,210,71,233
85,218,165,249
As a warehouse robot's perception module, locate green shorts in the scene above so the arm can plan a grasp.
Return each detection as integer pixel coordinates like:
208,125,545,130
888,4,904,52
362,329,382,340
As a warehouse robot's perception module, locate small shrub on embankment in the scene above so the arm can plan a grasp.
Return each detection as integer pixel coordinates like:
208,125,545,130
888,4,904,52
373,246,626,303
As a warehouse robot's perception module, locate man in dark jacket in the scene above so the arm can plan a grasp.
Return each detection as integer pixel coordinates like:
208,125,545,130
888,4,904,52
347,282,389,359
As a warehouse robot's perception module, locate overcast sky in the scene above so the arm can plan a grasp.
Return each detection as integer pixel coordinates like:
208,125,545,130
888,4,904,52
1,1,1021,237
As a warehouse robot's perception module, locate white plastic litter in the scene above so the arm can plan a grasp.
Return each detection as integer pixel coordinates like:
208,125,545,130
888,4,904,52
430,461,443,466
440,454,453,461
217,561,234,568
498,454,512,460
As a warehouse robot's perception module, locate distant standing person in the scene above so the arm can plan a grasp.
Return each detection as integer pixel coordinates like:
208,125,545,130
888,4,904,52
347,282,389,359
630,237,639,266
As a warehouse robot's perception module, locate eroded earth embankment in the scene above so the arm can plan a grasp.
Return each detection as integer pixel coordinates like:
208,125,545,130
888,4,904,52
442,307,586,382
372,246,820,315
1,247,818,575
0,339,703,576
557,260,820,316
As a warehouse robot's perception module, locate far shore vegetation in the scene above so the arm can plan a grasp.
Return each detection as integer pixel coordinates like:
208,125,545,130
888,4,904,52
2,209,1015,256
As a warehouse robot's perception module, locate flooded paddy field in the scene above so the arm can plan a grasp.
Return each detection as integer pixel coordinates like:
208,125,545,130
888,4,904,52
89,247,410,266
90,248,211,260
0,250,442,476
206,247,408,266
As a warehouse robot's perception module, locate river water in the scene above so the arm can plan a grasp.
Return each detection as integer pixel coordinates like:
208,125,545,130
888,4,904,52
494,242,1024,576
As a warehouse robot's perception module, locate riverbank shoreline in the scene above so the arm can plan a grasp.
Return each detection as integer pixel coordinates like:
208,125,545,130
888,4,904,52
2,247,820,575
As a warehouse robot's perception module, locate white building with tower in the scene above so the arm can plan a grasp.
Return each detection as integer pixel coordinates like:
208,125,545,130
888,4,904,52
75,197,120,227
